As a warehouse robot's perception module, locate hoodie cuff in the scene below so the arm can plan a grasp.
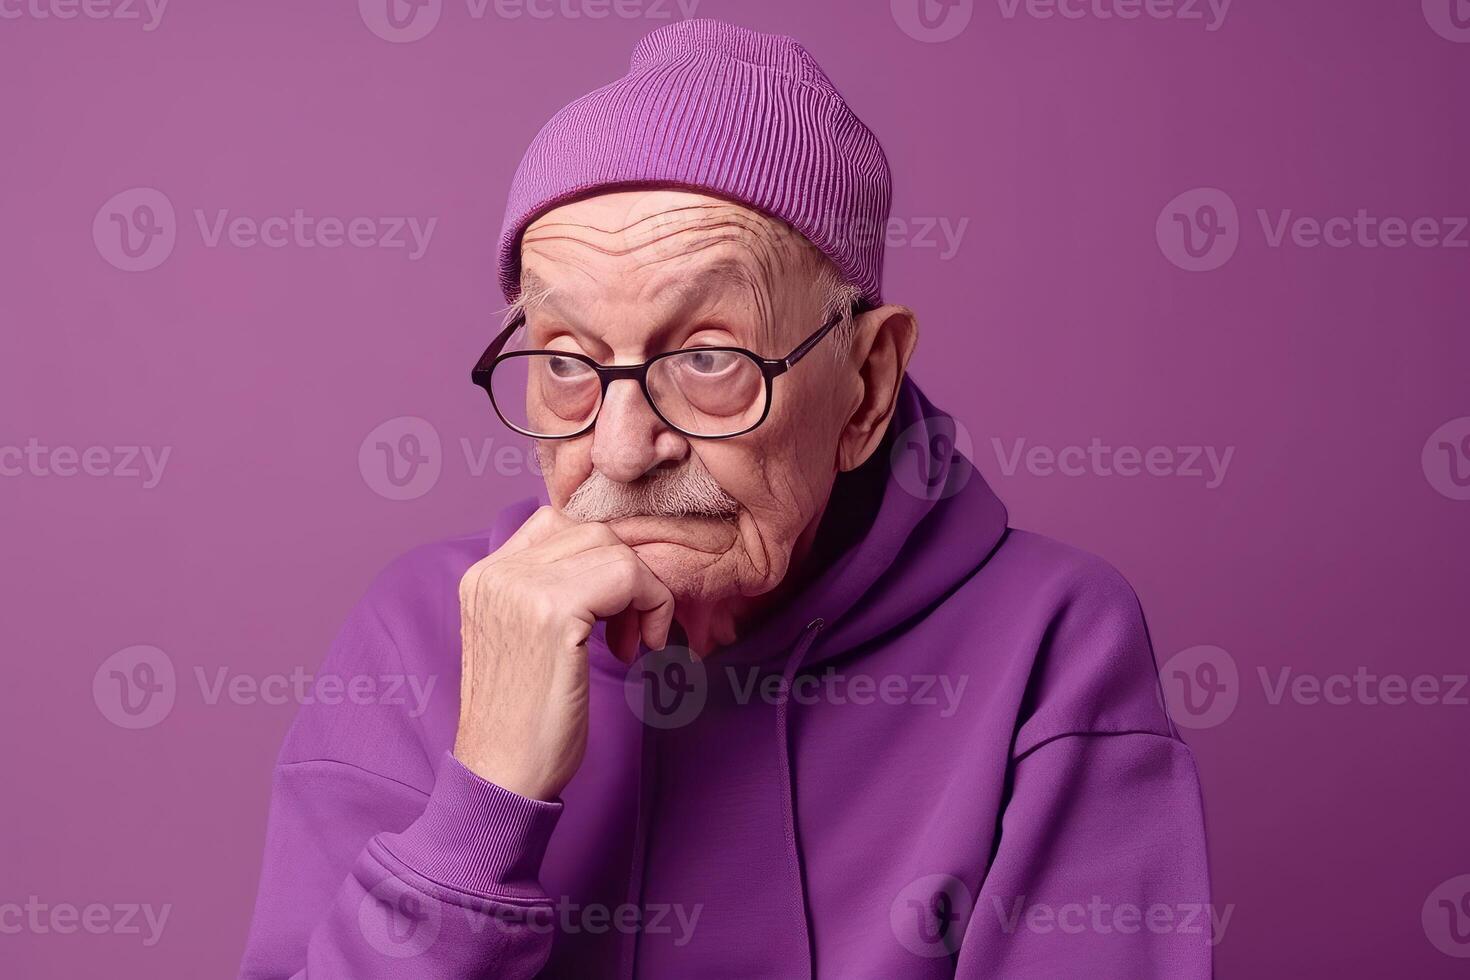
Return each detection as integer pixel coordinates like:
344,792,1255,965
379,751,563,900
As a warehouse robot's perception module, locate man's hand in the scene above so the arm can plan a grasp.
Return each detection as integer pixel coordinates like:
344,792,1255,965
453,506,675,801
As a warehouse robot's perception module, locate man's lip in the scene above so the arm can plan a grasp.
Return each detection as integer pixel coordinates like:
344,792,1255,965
607,513,737,548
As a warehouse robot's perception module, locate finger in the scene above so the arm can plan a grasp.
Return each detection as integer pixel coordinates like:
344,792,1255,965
492,504,579,558
564,546,676,653
604,608,643,665
518,519,625,564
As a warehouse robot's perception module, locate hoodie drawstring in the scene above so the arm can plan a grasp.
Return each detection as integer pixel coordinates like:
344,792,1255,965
774,617,825,980
619,706,658,980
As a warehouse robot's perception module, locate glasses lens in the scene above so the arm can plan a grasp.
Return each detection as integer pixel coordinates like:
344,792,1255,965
647,349,767,437
490,352,601,437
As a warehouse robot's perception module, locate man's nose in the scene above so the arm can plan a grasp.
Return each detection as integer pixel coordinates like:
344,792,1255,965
590,378,688,482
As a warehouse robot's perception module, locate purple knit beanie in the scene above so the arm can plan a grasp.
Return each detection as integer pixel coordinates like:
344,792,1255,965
496,19,892,306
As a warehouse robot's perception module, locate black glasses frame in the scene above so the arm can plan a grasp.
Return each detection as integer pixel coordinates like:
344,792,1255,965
471,304,863,440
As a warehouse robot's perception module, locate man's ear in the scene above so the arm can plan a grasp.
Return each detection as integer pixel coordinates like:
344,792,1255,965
837,304,919,472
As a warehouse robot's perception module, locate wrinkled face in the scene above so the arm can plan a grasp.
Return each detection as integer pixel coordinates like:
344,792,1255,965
516,189,859,602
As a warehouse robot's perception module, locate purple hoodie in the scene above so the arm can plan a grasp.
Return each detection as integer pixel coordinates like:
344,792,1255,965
240,379,1212,978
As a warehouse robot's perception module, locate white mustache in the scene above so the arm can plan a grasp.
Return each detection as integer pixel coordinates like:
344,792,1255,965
562,465,739,522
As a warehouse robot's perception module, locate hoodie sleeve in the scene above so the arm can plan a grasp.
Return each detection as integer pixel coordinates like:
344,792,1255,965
955,549,1214,978
238,532,563,979
239,753,562,979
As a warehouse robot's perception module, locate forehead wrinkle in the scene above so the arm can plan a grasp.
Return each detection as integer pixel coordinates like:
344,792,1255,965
527,198,793,265
529,235,779,333
522,202,813,347
525,238,768,317
529,201,775,243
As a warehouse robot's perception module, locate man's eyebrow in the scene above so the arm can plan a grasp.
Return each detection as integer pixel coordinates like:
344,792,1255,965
518,269,551,302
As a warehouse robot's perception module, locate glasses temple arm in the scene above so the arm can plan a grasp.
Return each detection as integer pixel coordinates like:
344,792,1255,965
781,302,868,370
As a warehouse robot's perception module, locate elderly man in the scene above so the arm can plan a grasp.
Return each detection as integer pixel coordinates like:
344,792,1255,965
241,19,1211,979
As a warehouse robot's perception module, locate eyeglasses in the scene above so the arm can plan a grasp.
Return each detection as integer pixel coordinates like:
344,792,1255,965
471,305,861,440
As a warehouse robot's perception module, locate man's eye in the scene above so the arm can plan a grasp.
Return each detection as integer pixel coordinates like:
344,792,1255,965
683,350,741,375
547,355,591,379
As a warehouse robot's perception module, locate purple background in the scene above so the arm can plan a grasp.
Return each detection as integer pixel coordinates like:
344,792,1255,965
3,0,1468,976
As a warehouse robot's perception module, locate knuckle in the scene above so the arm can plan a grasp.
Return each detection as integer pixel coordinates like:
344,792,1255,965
584,521,620,545
457,562,485,604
